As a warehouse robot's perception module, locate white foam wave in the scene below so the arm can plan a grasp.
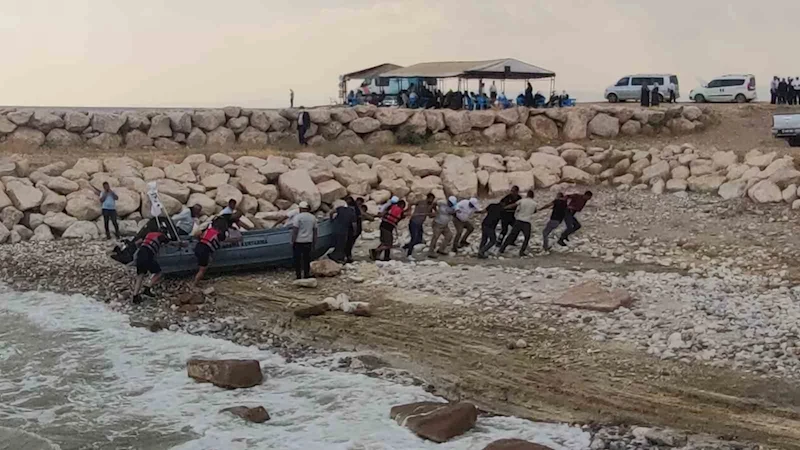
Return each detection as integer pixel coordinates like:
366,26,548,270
0,288,590,449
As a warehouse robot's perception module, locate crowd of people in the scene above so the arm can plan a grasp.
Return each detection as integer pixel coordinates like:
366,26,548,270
346,81,572,111
770,76,800,105
639,81,677,107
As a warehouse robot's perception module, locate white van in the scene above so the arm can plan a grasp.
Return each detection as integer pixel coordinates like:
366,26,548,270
604,74,679,103
688,75,756,103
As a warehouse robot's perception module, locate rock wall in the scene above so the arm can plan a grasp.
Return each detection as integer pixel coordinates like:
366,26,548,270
0,141,793,244
0,104,717,150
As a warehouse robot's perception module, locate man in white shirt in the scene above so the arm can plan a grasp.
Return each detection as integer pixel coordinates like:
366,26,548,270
171,204,202,236
291,202,317,279
428,196,457,257
452,197,479,252
771,76,779,105
668,81,677,103
499,190,537,256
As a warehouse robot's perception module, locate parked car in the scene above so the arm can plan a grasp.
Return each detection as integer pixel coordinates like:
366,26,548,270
605,74,679,103
689,75,756,103
773,113,800,147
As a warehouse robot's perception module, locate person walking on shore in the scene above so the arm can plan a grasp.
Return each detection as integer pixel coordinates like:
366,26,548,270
291,202,317,280
344,198,365,263
191,216,229,287
329,197,357,263
404,193,435,258
452,197,479,252
131,225,170,304
497,185,521,246
99,182,120,240
477,199,506,259
370,199,405,261
290,89,294,108
428,196,457,257
499,190,537,257
540,192,568,251
558,191,593,246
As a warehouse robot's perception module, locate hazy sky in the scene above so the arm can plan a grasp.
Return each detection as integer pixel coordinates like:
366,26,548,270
2,0,799,108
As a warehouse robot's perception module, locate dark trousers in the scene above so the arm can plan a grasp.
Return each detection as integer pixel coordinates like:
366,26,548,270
404,221,424,256
102,209,119,238
771,91,777,105
500,220,531,255
559,211,582,241
293,242,313,279
669,90,676,103
345,230,359,262
478,224,497,256
298,125,308,146
498,212,515,245
329,230,349,262
374,223,394,261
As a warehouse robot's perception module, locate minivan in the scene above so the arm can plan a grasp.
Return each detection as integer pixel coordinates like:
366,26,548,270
689,74,756,103
604,74,679,103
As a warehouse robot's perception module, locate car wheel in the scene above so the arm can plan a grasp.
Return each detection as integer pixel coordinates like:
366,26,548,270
735,94,747,103
607,93,618,103
694,94,706,103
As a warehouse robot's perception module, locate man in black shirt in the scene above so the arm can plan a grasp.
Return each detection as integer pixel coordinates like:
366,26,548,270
344,197,364,263
328,196,357,263
540,192,567,251
497,185,521,246
477,201,506,259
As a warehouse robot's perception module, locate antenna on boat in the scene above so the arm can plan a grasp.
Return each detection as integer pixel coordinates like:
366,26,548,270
146,182,180,241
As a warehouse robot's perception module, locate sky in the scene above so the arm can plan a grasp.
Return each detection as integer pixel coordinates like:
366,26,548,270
1,0,799,108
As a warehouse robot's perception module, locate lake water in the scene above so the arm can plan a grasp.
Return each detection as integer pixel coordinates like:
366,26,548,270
0,286,590,450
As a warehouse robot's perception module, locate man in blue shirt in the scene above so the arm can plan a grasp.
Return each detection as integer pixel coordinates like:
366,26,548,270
99,182,119,239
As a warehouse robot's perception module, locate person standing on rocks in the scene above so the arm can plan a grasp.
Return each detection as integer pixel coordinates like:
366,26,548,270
403,193,435,259
428,196,457,258
558,191,593,246
370,199,406,261
99,182,120,240
499,190,537,257
132,225,170,303
498,185,521,247
191,218,228,287
297,109,311,146
540,192,568,251
640,83,650,107
291,202,317,280
452,197,479,253
328,197,357,264
290,89,294,108
477,199,506,259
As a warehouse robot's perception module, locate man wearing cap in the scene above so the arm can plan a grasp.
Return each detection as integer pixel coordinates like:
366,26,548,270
452,197,479,252
428,196,457,257
290,201,317,279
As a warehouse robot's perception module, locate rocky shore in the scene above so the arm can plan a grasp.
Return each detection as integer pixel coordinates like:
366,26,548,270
0,104,717,151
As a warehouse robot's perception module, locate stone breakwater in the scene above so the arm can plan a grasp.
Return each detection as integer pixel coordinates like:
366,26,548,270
0,104,717,150
0,139,793,244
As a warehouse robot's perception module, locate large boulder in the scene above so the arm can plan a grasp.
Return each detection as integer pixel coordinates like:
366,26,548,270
0,115,18,135
91,113,126,134
141,192,182,217
528,115,559,140
333,161,378,187
588,113,619,138
531,166,560,188
0,190,14,210
168,111,193,133
310,259,342,277
186,359,263,389
88,133,122,149
748,179,782,203
745,150,776,169
640,160,670,183
561,166,595,184
424,110,446,132
65,192,102,221
443,110,471,135
192,110,226,131
687,174,726,193
528,153,567,173
46,176,80,195
29,111,64,133
364,130,397,145
335,130,364,146
768,168,800,189
215,184,243,207
561,111,588,140
390,402,478,443
554,281,632,312
711,150,738,170
330,108,357,124
278,169,321,211
319,121,345,140
397,111,427,138
0,207,23,229
683,105,703,121
30,224,55,241
227,116,249,134
201,172,230,189
6,181,43,211
468,110,496,129
316,180,347,204
668,118,695,134
6,110,33,126
8,127,46,147
44,212,77,232
155,179,190,203
718,179,748,200
620,120,641,136
186,128,207,148
62,220,100,240
207,127,236,147
115,187,141,216
374,109,409,127
187,193,217,216
401,157,442,177
482,123,507,142
66,111,92,132
148,114,173,138
164,164,197,183
478,153,505,173
496,108,519,126
74,158,104,175
45,129,82,147
441,156,477,198
125,130,154,148
507,123,534,141
349,117,381,134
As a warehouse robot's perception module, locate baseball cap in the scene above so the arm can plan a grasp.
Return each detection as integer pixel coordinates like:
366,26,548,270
391,196,399,204
469,198,479,208
448,196,457,206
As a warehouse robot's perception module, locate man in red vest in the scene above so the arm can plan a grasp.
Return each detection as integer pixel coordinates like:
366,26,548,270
370,199,406,261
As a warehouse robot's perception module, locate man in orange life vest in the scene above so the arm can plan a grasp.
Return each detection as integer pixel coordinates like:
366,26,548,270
191,216,231,286
370,199,406,261
132,225,171,304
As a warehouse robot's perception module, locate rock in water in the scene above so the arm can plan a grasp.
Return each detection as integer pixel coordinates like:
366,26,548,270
482,439,554,450
553,281,633,312
310,259,342,277
220,406,271,423
390,401,478,443
186,359,263,389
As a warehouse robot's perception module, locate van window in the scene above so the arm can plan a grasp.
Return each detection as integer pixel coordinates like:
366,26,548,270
707,80,723,88
375,78,390,87
650,77,665,87
721,79,745,87
615,77,630,87
670,75,679,86
631,77,646,86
